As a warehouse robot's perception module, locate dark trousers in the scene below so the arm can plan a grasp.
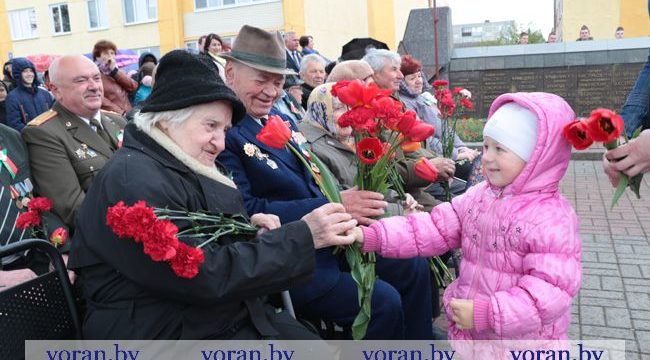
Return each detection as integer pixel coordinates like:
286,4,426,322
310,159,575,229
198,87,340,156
291,256,433,340
226,308,321,340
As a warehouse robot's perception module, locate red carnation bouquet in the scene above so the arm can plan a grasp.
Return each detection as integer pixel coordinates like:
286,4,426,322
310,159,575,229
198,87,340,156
431,80,474,201
563,108,642,208
106,201,258,279
15,196,68,248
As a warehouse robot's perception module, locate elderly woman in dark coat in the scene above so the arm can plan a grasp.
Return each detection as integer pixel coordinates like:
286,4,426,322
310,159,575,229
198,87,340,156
68,50,356,340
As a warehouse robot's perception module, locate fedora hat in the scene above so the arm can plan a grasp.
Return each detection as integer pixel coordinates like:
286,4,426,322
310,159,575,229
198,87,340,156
221,25,297,75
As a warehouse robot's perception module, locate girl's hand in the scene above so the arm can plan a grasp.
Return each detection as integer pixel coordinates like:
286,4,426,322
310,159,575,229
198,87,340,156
349,227,364,243
450,298,474,330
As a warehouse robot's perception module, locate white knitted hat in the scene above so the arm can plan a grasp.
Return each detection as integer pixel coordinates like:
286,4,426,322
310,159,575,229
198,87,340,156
483,102,538,162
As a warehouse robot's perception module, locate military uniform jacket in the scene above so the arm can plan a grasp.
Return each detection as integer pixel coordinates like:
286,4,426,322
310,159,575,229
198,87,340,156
21,101,126,229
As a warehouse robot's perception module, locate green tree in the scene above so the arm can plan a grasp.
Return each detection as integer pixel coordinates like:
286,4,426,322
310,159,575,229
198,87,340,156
497,24,546,45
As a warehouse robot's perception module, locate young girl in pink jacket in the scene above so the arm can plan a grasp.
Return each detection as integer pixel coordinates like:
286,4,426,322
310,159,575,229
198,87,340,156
357,92,582,340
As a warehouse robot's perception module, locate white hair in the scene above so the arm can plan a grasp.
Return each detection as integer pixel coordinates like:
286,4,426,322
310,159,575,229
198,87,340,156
299,54,326,74
362,49,401,73
133,107,195,132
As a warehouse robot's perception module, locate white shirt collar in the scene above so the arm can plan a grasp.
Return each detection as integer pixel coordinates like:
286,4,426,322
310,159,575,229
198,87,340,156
78,112,102,129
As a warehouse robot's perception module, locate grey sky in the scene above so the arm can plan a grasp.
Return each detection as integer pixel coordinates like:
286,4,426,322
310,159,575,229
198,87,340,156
447,0,555,35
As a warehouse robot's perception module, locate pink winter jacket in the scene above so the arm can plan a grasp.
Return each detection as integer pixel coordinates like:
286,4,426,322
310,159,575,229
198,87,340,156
363,93,582,340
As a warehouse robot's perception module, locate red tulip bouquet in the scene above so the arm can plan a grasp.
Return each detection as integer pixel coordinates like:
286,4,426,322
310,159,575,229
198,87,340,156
106,201,258,279
15,196,68,248
563,108,643,208
331,79,444,338
431,80,474,201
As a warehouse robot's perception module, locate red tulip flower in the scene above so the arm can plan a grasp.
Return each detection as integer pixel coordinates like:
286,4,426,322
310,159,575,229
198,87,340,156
49,227,68,248
585,108,624,144
563,120,594,150
414,157,439,183
334,80,391,109
405,122,435,142
257,115,292,149
396,110,418,134
356,137,385,165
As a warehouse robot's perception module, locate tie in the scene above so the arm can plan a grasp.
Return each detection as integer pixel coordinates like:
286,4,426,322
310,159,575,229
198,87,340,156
260,117,268,126
89,118,113,147
293,51,300,67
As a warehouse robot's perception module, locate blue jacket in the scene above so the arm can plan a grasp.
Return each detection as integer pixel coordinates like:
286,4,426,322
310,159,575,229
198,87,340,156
218,113,339,302
621,50,650,137
5,58,54,132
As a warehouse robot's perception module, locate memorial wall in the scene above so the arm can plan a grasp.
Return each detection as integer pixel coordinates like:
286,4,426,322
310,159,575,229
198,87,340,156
451,63,644,118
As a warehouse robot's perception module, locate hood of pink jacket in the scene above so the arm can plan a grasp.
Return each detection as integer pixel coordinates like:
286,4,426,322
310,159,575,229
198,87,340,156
487,93,575,195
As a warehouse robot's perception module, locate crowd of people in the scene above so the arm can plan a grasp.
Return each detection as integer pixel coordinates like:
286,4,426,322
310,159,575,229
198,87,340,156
518,24,627,44
0,18,648,346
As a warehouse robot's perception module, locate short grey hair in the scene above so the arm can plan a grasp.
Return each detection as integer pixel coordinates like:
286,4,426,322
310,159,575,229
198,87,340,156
299,54,326,74
48,54,97,86
133,107,195,132
362,49,401,73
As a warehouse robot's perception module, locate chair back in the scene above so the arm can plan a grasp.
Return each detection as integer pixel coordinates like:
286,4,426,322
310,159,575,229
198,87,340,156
0,239,81,359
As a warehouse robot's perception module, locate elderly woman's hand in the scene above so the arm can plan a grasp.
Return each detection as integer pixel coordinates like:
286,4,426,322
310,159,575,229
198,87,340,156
402,193,423,215
430,158,456,181
250,213,281,235
340,187,388,226
457,147,479,162
0,268,37,288
302,203,357,249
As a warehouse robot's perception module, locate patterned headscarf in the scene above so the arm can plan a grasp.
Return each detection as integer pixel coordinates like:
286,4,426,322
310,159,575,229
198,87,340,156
304,83,340,135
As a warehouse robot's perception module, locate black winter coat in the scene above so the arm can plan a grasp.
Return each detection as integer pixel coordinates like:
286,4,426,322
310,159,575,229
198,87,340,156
68,123,315,339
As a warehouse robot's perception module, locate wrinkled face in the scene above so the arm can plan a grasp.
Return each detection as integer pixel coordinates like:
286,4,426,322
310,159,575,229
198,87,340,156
373,58,403,92
51,56,104,119
404,72,423,94
287,86,303,104
161,101,233,167
301,61,325,87
615,30,624,39
332,99,352,142
580,29,590,40
21,68,35,86
481,136,527,188
226,62,284,118
519,35,529,44
0,86,6,101
208,38,223,55
548,34,557,43
99,49,116,64
285,33,299,51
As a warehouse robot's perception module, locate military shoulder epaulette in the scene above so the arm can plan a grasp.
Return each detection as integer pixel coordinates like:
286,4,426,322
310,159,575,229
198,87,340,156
27,110,58,126
100,109,121,116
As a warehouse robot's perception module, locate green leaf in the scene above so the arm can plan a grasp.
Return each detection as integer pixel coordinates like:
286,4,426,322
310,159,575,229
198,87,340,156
632,126,643,139
629,173,644,199
611,175,629,209
308,150,342,203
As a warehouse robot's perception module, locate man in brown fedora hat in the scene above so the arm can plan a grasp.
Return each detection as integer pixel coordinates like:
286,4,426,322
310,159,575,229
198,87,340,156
219,25,434,340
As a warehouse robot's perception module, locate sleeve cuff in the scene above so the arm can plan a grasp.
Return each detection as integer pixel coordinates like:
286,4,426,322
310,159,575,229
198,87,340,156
361,226,381,252
473,298,493,332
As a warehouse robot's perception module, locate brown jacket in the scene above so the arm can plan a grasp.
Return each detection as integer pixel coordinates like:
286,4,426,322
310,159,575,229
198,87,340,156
100,69,138,115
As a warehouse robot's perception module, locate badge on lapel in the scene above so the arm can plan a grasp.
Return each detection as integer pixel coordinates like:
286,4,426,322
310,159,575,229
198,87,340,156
243,143,278,170
75,143,98,159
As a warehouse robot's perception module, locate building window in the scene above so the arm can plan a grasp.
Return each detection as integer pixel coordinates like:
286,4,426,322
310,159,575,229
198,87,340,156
195,0,271,10
9,8,38,40
87,0,108,29
50,3,71,34
123,0,157,24
461,27,472,37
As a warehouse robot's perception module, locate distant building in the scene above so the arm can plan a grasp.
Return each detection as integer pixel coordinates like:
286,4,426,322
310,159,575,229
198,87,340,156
555,0,649,41
0,0,432,65
452,20,515,48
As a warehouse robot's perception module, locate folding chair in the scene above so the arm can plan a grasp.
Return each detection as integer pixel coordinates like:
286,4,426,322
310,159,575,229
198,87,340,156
0,239,81,359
